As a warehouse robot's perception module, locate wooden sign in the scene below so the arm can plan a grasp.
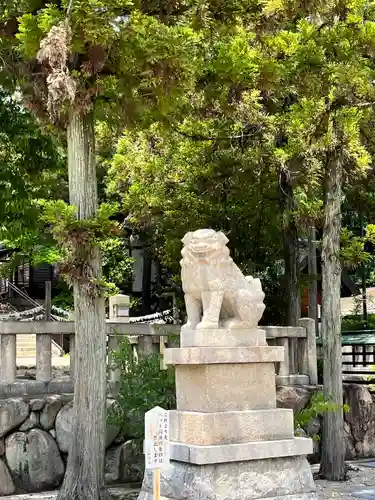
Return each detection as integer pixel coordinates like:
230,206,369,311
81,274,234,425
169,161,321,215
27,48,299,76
144,406,170,500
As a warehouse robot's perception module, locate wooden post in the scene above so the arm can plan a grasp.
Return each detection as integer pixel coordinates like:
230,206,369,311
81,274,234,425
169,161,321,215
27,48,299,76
0,334,16,382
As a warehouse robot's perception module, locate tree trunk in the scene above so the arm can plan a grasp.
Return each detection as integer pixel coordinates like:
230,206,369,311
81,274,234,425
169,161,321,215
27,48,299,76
57,110,110,500
319,152,346,481
360,215,368,324
308,225,319,335
280,169,300,326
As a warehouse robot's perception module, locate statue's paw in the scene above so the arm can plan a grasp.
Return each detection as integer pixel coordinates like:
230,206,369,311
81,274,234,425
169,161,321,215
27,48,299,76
196,321,219,330
181,322,194,332
222,319,245,329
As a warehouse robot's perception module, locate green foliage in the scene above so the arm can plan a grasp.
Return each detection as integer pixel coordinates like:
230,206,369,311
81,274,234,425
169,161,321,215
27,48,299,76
342,314,375,331
100,237,133,292
295,391,350,439
40,200,122,296
108,337,176,441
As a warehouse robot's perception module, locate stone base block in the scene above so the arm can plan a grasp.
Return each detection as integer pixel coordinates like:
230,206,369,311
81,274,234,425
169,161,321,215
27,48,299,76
175,363,277,411
180,328,267,347
165,346,284,365
170,436,313,464
276,374,310,386
170,408,294,445
137,456,317,500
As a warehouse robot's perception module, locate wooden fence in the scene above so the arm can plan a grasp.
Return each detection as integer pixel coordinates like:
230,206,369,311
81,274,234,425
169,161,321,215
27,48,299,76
0,318,318,387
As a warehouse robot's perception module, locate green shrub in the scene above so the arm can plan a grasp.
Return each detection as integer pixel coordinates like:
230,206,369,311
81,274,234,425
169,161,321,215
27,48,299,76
294,391,349,440
342,314,375,331
108,337,176,441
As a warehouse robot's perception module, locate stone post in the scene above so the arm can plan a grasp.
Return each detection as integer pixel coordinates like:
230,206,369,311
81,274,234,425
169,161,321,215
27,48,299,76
0,334,16,382
36,334,52,382
108,294,130,395
138,334,155,358
298,318,318,385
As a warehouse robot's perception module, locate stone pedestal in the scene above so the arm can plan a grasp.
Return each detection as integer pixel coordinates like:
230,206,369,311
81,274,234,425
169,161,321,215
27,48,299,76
138,328,317,500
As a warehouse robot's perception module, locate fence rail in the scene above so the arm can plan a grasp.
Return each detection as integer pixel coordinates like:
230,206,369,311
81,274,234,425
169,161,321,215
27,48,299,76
0,319,318,388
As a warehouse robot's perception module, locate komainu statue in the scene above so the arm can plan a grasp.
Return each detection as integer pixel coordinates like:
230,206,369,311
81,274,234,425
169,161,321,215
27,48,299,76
180,229,265,330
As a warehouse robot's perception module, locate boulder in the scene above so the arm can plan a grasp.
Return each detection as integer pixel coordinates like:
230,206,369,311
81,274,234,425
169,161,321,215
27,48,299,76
276,386,313,414
5,429,64,492
344,420,356,460
0,458,15,495
40,396,63,431
305,417,321,438
105,440,144,485
29,398,46,412
344,384,375,458
0,399,30,438
19,412,39,431
122,440,144,483
56,400,119,454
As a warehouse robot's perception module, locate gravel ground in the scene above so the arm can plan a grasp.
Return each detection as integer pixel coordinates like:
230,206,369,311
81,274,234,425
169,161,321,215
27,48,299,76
313,462,375,499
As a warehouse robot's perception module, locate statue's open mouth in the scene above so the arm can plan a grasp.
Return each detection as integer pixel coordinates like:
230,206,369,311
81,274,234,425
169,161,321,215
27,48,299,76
191,243,210,255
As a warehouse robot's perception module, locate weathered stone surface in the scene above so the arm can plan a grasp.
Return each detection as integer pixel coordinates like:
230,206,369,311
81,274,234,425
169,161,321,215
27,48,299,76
40,396,63,431
343,384,375,458
276,386,313,414
105,441,144,484
56,400,118,453
105,444,123,484
0,457,15,495
138,456,316,500
170,408,294,445
29,398,46,411
305,417,321,438
19,412,39,431
5,429,64,492
122,440,144,483
0,438,4,456
0,398,30,438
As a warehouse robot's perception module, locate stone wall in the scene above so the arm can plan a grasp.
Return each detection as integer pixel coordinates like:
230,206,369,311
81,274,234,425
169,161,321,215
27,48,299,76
0,395,143,496
277,384,375,463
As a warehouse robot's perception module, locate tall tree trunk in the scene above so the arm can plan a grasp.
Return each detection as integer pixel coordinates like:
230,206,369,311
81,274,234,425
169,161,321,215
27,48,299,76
360,215,368,324
280,169,300,326
57,110,110,500
319,152,345,481
308,225,319,335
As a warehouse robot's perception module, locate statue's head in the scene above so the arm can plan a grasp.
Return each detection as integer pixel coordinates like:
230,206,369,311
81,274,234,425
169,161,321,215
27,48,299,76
181,229,229,258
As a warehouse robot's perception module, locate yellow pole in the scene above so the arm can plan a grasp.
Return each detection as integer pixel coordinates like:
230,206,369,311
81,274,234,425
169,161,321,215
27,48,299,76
153,468,160,500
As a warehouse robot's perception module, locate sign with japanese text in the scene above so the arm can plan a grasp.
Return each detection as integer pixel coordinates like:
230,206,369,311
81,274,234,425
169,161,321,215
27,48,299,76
144,406,170,470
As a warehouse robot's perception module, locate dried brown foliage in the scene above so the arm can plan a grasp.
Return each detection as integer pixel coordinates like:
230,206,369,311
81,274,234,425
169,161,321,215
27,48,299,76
37,23,76,118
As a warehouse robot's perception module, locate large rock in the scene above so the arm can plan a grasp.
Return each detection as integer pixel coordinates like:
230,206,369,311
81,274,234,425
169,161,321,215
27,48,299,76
40,396,63,431
0,399,30,438
56,400,119,454
5,429,64,492
29,398,46,412
105,440,144,485
343,384,375,458
19,412,39,431
0,458,15,495
276,386,313,414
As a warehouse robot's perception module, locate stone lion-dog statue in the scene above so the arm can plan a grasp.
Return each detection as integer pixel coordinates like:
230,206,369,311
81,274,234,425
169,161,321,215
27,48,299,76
180,228,265,330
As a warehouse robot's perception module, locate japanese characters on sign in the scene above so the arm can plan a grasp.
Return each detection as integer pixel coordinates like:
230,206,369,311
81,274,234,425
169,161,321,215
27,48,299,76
144,406,170,470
